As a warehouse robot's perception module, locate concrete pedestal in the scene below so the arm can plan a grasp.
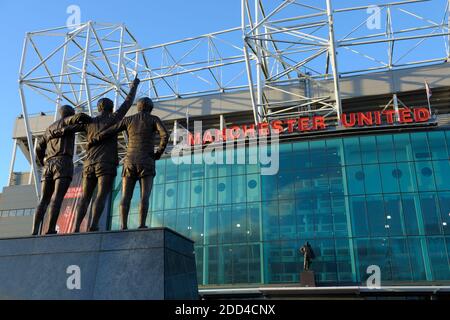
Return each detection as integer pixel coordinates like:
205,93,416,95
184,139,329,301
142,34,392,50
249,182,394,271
0,228,198,300
300,271,316,287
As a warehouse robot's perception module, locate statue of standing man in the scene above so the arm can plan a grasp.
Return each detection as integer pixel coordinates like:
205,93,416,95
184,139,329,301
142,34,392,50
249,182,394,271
299,241,315,271
89,97,169,230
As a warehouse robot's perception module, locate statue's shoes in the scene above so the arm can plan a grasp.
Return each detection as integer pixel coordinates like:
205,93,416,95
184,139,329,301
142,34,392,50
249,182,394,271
138,225,148,229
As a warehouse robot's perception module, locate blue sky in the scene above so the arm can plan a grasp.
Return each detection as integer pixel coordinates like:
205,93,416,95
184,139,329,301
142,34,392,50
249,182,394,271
0,0,447,189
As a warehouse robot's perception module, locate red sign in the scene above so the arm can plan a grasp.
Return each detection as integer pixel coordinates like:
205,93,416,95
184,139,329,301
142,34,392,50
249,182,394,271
187,107,431,146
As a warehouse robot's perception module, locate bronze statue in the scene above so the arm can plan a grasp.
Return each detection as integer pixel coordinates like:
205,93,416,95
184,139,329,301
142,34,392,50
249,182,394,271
48,76,140,232
299,242,315,271
89,97,169,230
32,106,91,235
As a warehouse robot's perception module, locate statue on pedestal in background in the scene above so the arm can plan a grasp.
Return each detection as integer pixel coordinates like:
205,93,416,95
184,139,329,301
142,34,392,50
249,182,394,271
300,241,315,271
32,106,91,235
89,97,169,230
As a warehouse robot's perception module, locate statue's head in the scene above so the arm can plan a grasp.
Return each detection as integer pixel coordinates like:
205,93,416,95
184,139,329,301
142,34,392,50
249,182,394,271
59,105,75,118
137,97,153,113
97,98,114,113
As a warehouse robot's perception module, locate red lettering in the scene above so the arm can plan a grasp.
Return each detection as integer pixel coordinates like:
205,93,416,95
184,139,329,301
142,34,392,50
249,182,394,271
188,132,202,145
342,113,356,127
271,120,283,133
399,109,413,123
242,124,256,138
312,116,326,130
229,126,241,139
383,110,396,124
258,122,269,136
285,119,296,133
298,118,310,131
357,112,373,126
203,130,214,144
373,111,382,125
414,108,431,122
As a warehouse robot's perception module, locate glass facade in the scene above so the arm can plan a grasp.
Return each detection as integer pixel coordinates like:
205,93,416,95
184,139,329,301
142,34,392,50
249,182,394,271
109,129,450,286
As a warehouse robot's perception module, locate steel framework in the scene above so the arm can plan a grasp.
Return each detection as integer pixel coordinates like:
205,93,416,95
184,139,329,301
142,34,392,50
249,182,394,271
15,0,450,196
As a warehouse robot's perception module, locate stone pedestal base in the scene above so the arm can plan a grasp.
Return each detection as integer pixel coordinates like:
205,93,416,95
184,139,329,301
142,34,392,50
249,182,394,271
300,271,316,287
0,228,198,300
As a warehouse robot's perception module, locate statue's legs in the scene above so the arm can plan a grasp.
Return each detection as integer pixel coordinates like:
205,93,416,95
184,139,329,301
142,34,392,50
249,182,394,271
32,180,55,235
73,176,97,233
120,177,137,230
46,177,72,234
138,176,154,228
89,175,114,231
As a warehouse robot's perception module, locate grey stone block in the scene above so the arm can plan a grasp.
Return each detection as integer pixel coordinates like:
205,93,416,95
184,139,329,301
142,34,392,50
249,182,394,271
0,228,198,300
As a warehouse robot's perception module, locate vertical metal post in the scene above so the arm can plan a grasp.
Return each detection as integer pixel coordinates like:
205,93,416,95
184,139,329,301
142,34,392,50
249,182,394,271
28,137,38,185
55,35,68,121
19,34,40,197
114,24,125,111
80,22,93,116
173,120,178,146
326,0,342,123
255,0,264,123
7,139,18,186
393,93,400,122
219,114,225,131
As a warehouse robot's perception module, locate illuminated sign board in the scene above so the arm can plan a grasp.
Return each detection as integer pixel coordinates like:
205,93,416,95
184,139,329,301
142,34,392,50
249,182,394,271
187,107,432,146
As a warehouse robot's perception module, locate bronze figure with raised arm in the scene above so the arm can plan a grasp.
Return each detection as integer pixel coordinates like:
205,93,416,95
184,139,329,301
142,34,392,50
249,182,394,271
89,97,169,230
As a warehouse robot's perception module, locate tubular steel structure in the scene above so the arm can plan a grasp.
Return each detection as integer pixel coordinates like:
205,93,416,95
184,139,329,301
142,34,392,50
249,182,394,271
16,0,450,196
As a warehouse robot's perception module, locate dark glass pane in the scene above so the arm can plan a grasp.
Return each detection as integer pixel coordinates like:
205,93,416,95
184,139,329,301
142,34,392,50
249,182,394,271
363,164,382,194
177,180,190,208
366,195,387,237
295,197,315,239
349,196,369,237
207,246,218,284
204,206,218,245
427,237,450,280
218,205,232,244
335,238,355,283
151,184,165,212
389,238,413,281
164,209,177,230
428,131,448,160
438,192,450,235
346,165,365,195
232,245,249,284
231,174,246,203
433,160,450,191
217,176,232,204
204,178,218,206
326,138,344,167
383,195,406,236
218,245,233,284
315,194,333,238
407,237,428,281
164,183,177,210
360,136,378,164
176,208,190,237
190,207,204,244
246,174,261,203
154,159,166,184
379,163,400,193
396,162,418,193
410,132,431,160
419,193,442,235
263,241,282,283
331,195,349,237
313,239,337,283
343,137,361,165
231,204,247,243
309,140,327,168
177,155,191,181
248,244,262,283
328,166,345,196
376,134,396,163
191,179,204,207
393,133,412,162
151,211,164,228
279,200,296,240
261,174,278,201
415,161,436,192
247,202,261,242
277,172,295,200
262,201,279,241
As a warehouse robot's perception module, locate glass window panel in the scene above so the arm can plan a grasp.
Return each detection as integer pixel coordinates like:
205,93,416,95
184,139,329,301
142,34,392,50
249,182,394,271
194,246,204,285
262,201,279,241
328,166,344,196
204,178,218,206
151,211,164,228
379,163,400,193
279,200,296,240
231,204,247,243
295,197,315,239
396,162,418,193
204,156,218,178
309,140,327,168
345,165,365,195
389,238,413,281
232,146,246,176
246,145,260,174
310,167,329,194
247,203,261,242
261,174,278,201
218,245,233,284
433,160,450,191
263,241,282,283
407,237,428,281
177,180,190,208
428,131,448,160
415,161,436,192
191,153,205,180
277,172,295,200
393,133,413,162
438,192,450,235
190,179,204,207
363,164,382,194
402,194,421,235
232,245,249,284
204,206,218,245
292,141,311,170
335,238,354,282
218,205,232,244
312,239,337,283
446,130,450,158
294,169,314,198
177,155,191,181
246,174,260,203
217,150,233,177
190,207,204,244
248,244,262,283
154,160,166,184
410,132,431,160
366,195,387,237
165,159,178,182
217,176,232,205
164,183,177,210
331,195,349,237
376,134,396,163
207,246,218,284
343,137,361,165
383,195,406,236
176,208,190,237
325,138,344,167
420,193,442,235
231,175,246,203
164,209,177,230
360,136,378,164
315,194,333,238
427,237,450,280
349,196,369,237
151,184,165,212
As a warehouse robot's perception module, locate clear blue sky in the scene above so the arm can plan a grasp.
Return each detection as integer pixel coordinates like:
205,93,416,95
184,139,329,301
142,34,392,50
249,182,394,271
0,0,446,189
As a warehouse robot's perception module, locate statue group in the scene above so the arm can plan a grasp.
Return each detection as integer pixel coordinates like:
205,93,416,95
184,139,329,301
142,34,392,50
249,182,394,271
32,76,169,235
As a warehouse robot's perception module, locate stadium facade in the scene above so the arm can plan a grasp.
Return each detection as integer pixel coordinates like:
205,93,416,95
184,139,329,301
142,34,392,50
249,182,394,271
1,1,450,299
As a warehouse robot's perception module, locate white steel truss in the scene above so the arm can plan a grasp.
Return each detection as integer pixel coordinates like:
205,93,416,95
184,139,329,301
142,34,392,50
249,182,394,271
16,0,450,196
